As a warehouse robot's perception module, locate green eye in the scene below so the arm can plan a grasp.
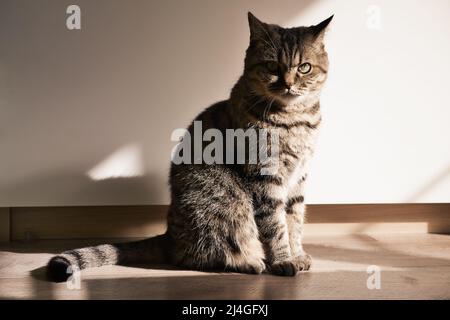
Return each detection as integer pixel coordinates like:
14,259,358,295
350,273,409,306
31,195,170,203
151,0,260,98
298,63,312,74
265,61,279,73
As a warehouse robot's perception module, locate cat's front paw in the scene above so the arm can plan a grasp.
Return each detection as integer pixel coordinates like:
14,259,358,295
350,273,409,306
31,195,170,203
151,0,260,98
235,259,266,275
269,254,312,277
270,260,297,276
292,253,312,271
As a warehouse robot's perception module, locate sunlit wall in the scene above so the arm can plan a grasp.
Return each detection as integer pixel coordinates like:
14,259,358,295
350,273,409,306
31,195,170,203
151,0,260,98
0,0,449,206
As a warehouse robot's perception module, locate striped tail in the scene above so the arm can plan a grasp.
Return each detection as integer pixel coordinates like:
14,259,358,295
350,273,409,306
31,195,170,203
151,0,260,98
46,234,171,282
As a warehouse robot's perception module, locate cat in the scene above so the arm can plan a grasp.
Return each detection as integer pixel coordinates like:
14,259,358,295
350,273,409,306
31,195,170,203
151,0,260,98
47,12,332,281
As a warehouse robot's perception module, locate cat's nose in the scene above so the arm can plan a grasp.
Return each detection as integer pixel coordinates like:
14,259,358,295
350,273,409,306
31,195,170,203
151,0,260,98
284,82,294,92
284,74,295,89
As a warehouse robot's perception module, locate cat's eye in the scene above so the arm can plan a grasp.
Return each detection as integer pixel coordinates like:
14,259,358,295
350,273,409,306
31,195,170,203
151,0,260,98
265,61,279,73
298,63,312,74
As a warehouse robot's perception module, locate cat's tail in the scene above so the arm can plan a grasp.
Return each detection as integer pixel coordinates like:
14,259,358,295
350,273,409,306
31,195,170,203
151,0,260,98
46,233,172,282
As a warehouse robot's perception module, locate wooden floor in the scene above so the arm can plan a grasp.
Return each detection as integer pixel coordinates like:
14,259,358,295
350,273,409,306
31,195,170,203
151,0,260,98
0,233,449,299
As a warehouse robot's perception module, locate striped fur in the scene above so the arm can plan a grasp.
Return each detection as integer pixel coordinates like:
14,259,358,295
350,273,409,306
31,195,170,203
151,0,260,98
47,12,332,281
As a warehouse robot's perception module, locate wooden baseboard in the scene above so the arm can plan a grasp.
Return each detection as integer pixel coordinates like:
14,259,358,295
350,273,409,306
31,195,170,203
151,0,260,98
2,203,450,241
0,208,10,242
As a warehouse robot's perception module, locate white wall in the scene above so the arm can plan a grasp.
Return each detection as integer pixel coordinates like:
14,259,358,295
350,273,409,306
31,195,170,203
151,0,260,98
0,0,449,206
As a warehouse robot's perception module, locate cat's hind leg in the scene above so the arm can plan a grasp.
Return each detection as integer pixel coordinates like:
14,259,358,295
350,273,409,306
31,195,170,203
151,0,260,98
169,165,265,274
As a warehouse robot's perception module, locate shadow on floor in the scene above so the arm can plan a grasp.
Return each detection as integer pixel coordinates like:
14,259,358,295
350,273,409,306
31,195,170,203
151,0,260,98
0,234,443,299
3,267,449,299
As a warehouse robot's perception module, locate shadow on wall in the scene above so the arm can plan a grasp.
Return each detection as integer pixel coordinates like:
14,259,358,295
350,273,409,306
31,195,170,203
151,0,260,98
406,164,450,202
0,142,166,205
0,0,318,207
0,171,166,206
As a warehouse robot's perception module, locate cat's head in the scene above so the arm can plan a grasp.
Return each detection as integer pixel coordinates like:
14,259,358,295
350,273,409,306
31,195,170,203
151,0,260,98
244,12,332,104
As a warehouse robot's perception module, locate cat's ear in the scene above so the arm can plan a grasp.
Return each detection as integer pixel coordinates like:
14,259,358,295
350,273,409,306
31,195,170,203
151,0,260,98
310,15,333,42
248,12,269,42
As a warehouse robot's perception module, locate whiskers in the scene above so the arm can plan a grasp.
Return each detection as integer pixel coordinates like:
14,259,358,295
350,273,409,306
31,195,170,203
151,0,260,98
245,90,267,114
262,97,276,122
243,90,277,129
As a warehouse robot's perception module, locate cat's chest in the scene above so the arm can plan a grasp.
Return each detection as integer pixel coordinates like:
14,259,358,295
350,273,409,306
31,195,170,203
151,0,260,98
286,160,305,189
278,128,317,193
265,159,306,203
280,126,317,158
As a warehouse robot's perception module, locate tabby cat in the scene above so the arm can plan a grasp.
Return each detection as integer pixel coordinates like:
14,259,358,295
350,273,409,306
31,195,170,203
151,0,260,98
47,12,332,281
